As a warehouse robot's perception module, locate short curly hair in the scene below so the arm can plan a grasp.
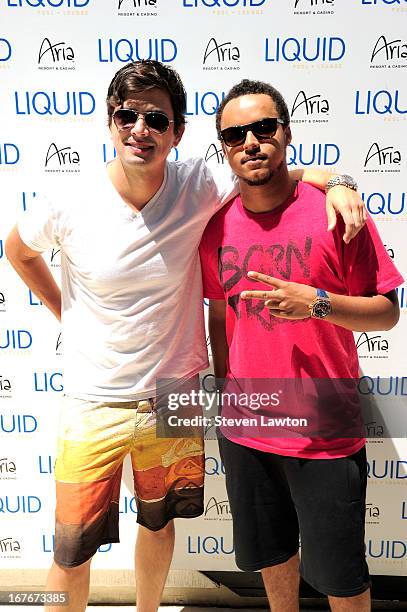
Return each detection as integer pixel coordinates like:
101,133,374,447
216,79,290,140
106,60,186,133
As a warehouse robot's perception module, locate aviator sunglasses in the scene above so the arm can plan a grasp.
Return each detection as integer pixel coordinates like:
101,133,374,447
112,108,174,134
220,117,285,147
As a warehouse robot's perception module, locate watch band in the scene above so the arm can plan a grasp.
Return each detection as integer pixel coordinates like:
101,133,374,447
325,174,358,193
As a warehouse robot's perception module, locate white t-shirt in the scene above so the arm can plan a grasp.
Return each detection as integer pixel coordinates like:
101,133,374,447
18,158,236,400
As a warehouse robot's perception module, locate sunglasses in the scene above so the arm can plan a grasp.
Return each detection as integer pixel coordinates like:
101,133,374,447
112,108,174,134
220,117,285,147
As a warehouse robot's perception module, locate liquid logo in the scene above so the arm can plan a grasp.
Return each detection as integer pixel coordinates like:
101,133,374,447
355,90,407,115
187,535,234,555
0,144,20,165
185,91,225,116
15,91,95,116
265,37,345,62
38,38,75,70
183,0,266,7
287,143,340,166
203,38,240,71
362,0,407,5
0,330,32,350
363,142,402,173
42,534,111,553
361,191,406,215
34,372,63,392
367,459,407,479
8,0,89,7
98,38,176,63
0,414,38,434
368,540,407,560
44,143,80,173
290,91,330,124
0,495,41,513
0,39,12,62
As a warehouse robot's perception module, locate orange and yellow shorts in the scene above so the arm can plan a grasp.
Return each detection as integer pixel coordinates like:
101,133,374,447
54,391,204,567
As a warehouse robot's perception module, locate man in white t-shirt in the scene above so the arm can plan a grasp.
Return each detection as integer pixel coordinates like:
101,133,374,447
5,60,366,612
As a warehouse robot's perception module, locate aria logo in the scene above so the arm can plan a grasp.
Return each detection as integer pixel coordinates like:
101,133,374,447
0,375,12,398
370,35,407,67
44,143,80,173
204,143,225,166
204,496,232,520
49,247,61,268
0,457,16,480
365,421,384,438
356,332,389,358
117,0,158,15
293,0,335,15
0,537,21,557
364,142,402,173
366,502,381,524
0,290,5,312
384,244,395,259
291,90,330,124
56,332,62,355
203,38,240,71
38,38,75,71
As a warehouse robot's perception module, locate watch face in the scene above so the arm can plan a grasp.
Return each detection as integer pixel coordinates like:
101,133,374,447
312,300,331,319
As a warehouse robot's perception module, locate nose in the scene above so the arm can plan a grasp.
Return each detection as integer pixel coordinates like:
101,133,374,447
130,115,149,137
243,130,260,149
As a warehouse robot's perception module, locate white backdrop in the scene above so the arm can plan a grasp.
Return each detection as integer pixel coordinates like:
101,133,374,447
0,0,407,578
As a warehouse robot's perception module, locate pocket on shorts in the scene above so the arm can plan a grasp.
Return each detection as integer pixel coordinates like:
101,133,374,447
346,451,365,503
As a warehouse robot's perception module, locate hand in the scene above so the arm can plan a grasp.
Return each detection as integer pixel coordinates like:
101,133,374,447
240,272,316,320
326,186,367,244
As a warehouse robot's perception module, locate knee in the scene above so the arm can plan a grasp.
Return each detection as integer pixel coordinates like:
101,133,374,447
141,520,174,540
53,557,92,576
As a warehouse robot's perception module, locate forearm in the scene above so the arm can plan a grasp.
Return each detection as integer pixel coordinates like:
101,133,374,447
326,292,399,332
7,253,61,321
289,168,334,189
208,303,228,380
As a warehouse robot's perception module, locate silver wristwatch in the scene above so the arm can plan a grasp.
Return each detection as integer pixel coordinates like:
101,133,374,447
325,174,358,193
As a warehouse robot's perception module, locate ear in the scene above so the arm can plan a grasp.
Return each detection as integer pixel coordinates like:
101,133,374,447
284,126,292,146
173,122,185,148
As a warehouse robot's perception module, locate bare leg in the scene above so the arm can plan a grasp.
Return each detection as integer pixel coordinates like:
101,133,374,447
45,558,91,612
135,520,175,612
261,552,300,612
329,589,371,611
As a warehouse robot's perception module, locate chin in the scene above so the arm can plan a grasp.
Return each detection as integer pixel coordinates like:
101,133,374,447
242,171,273,186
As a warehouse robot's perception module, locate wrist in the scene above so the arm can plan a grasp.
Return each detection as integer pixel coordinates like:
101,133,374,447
325,174,358,194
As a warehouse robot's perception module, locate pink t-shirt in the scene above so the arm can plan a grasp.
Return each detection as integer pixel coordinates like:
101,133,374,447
199,182,404,459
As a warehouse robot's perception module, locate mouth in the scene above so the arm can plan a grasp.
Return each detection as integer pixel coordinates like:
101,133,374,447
125,141,154,155
242,154,267,166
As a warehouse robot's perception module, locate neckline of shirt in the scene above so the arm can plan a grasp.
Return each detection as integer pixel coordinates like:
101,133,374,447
236,180,302,221
104,162,170,221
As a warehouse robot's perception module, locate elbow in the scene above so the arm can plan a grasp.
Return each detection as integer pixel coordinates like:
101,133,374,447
382,304,400,331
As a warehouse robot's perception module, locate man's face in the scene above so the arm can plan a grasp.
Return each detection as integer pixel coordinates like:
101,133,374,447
220,93,291,186
110,87,184,170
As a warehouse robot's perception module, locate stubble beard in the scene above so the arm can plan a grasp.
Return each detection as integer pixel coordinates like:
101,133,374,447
241,169,273,187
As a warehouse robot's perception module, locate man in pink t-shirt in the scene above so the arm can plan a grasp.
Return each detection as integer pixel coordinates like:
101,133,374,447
199,80,403,612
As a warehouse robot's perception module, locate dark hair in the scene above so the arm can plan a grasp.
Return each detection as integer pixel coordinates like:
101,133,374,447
106,60,186,132
216,79,290,139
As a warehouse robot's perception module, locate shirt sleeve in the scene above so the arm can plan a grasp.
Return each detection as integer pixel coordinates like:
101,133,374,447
17,194,62,253
203,162,239,213
199,226,225,300
342,215,404,296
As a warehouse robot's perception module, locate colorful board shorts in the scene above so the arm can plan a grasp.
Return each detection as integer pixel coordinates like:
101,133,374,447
54,384,204,567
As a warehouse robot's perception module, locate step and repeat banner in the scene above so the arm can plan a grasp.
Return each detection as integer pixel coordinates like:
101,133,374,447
1,0,407,579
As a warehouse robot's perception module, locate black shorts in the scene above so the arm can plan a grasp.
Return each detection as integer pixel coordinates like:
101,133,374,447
219,436,370,598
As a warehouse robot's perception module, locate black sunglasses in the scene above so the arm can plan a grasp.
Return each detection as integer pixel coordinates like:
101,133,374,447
112,108,174,134
220,117,285,147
